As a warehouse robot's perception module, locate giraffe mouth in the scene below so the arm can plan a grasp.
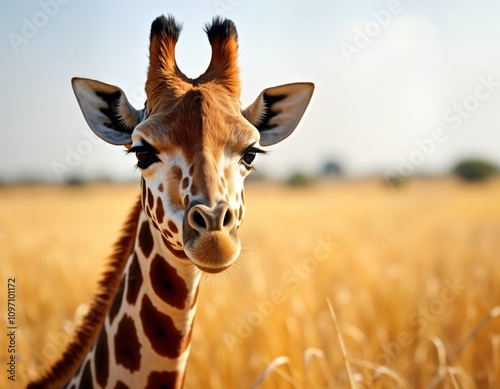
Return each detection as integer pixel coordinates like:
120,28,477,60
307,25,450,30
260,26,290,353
193,263,232,274
183,231,241,273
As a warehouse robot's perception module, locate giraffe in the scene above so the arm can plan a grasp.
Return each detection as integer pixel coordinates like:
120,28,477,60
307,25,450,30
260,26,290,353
28,15,314,389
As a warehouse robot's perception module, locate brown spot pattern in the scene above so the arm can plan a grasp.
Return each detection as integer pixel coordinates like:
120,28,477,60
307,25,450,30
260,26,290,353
140,295,184,358
94,329,109,387
78,360,93,389
190,180,199,196
147,187,154,209
146,371,179,389
156,197,165,224
238,205,244,222
141,177,147,206
163,229,173,239
114,381,130,389
167,220,178,234
114,314,142,372
109,277,125,324
138,222,154,258
150,254,188,309
126,253,143,305
161,236,188,259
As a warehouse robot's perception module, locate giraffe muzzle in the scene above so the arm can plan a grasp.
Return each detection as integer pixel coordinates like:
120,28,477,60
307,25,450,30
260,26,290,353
183,201,240,273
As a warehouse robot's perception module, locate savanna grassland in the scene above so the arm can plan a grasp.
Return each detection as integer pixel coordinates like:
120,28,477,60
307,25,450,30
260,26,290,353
0,178,499,388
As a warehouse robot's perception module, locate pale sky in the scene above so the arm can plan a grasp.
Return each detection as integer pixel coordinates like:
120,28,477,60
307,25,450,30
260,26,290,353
1,0,500,182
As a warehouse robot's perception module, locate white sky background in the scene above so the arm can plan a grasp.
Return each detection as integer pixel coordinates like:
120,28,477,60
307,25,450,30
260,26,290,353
1,0,500,182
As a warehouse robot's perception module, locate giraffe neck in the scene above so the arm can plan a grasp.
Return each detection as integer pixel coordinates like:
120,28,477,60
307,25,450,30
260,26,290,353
29,200,201,389
70,210,201,389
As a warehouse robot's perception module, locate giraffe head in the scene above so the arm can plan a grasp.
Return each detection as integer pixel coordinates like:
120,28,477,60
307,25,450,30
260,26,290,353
71,15,313,273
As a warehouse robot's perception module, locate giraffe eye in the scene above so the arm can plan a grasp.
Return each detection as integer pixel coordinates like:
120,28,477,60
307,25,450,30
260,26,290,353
240,146,265,170
128,144,159,169
136,151,155,167
242,150,257,167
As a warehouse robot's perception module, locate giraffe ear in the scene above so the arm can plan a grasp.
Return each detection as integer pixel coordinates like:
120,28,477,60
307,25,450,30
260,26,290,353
243,82,314,146
71,77,144,146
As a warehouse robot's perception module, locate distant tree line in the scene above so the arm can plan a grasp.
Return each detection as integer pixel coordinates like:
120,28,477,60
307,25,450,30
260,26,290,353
284,158,499,187
452,159,497,181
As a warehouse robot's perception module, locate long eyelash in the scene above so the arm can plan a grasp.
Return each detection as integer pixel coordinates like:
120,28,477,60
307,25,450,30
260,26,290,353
127,146,152,155
126,140,158,155
127,146,144,155
245,145,267,155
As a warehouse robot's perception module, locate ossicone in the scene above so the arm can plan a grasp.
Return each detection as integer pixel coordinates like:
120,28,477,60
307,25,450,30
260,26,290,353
146,15,241,104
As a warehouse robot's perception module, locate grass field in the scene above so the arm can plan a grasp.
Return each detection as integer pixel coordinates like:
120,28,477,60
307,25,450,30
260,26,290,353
1,178,499,388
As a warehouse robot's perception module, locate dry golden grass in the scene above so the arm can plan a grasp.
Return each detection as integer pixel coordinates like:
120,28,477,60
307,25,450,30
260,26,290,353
1,178,499,388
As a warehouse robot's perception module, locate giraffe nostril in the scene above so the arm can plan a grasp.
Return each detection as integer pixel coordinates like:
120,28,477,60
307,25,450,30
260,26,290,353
192,210,207,230
187,202,235,233
222,208,234,228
